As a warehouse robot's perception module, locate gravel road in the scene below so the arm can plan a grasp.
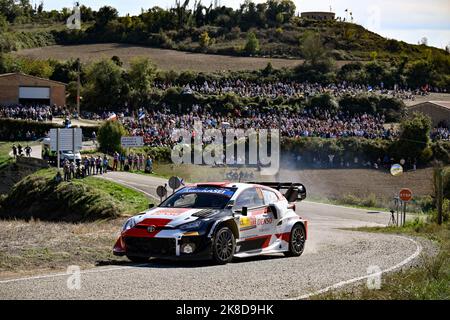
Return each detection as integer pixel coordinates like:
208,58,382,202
0,172,427,300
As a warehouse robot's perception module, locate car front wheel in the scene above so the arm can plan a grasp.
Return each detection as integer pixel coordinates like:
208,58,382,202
212,226,235,265
284,224,306,257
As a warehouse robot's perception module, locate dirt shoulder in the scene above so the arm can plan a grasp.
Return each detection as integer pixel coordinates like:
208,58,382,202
0,218,125,279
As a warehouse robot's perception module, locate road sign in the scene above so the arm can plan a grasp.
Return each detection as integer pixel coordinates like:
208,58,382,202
168,176,182,190
399,188,413,202
49,128,82,152
121,136,144,148
156,186,168,198
390,164,403,176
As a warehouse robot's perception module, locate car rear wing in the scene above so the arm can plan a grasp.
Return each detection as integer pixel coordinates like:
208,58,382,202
251,182,307,202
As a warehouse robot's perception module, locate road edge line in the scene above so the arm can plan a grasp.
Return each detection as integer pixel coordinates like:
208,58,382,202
288,235,423,300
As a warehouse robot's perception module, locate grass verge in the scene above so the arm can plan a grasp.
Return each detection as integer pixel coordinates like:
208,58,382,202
313,220,450,300
0,168,151,222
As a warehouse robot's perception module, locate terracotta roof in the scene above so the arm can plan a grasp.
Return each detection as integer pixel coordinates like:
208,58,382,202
0,72,66,86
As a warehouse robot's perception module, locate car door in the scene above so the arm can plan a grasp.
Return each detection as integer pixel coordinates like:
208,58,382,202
234,187,276,253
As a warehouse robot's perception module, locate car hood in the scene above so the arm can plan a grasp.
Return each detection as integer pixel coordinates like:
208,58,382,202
131,207,229,228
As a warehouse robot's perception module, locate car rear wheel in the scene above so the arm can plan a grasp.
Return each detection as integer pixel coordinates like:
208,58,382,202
212,227,235,265
284,224,306,257
126,255,149,263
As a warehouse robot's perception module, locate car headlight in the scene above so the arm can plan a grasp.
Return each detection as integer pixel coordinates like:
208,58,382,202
179,220,204,231
122,218,136,232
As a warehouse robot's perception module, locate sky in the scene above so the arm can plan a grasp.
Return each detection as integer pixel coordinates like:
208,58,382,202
37,0,450,49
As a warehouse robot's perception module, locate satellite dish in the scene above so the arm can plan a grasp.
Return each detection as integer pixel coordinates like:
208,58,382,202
156,185,167,198
390,164,403,176
168,176,182,190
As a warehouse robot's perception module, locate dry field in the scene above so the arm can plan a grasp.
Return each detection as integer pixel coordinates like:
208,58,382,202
14,43,308,72
154,164,434,200
0,218,124,278
276,167,434,199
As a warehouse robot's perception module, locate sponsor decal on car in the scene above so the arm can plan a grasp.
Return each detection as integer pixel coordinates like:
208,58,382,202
178,187,236,197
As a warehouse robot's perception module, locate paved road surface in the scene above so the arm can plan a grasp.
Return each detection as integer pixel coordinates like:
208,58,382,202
0,172,424,300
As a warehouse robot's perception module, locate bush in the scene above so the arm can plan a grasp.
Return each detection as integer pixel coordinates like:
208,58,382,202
97,120,127,154
308,93,339,114
431,141,450,164
391,112,432,162
244,32,260,55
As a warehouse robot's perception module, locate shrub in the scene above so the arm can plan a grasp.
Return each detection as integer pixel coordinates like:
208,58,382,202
97,120,127,154
244,32,260,55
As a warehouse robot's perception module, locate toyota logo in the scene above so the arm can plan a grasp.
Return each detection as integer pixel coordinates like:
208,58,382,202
147,226,156,233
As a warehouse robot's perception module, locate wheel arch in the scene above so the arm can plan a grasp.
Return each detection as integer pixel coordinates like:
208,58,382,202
212,218,239,240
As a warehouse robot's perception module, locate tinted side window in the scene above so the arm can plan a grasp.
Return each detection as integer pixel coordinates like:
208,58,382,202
235,188,264,209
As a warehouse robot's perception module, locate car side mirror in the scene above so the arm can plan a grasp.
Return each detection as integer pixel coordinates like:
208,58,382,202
241,207,248,216
268,204,279,219
149,203,155,209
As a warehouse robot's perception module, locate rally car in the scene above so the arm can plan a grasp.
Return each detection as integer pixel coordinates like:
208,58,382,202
113,182,307,264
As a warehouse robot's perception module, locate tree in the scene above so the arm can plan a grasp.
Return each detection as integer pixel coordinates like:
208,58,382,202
199,31,211,49
95,6,118,28
128,57,157,108
265,0,295,25
406,60,436,89
84,59,125,109
364,61,386,86
300,31,328,66
244,31,259,55
98,120,127,154
392,112,432,162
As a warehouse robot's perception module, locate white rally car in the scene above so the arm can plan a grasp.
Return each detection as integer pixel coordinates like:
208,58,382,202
114,182,307,264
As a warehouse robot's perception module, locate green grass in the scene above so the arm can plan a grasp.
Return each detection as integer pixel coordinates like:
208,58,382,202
0,168,151,221
313,220,450,300
0,141,39,170
0,141,17,169
80,176,150,216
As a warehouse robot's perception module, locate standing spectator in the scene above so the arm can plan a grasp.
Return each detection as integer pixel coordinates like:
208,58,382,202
17,144,23,156
127,153,133,169
89,156,95,175
120,153,126,171
63,161,71,181
103,155,109,174
12,144,17,158
70,161,76,179
83,157,90,176
113,152,119,171
138,154,144,171
133,154,138,171
145,156,153,174
25,145,32,157
96,156,102,175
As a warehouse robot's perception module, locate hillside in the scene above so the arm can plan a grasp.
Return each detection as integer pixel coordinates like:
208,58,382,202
2,19,447,63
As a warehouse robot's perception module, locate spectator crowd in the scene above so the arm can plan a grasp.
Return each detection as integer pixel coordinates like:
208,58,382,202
121,105,395,148
156,80,433,101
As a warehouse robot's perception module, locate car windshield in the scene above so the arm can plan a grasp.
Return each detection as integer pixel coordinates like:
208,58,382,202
160,186,236,209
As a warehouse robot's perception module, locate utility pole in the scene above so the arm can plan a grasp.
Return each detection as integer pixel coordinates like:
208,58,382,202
76,58,81,117
435,164,444,225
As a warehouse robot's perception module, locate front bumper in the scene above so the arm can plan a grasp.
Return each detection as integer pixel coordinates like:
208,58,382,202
113,232,213,261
